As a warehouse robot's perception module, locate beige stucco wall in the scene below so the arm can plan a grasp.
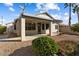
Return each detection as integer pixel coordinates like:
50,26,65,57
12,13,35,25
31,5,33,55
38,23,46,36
6,23,14,33
46,29,49,35
50,22,59,36
16,20,21,36
25,30,37,35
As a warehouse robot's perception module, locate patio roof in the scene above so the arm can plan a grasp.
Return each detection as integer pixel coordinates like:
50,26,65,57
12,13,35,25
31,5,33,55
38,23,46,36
16,12,63,23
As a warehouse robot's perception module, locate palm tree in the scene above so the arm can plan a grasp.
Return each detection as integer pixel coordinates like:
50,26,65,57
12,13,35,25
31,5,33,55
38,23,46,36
73,4,79,23
64,3,74,27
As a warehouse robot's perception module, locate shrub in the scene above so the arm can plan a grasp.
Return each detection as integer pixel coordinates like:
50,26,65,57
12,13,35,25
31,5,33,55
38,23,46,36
57,40,77,56
32,36,59,56
71,23,79,32
0,25,6,34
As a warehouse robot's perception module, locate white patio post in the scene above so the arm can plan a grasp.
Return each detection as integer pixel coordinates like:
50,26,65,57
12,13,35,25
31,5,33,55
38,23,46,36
49,21,52,36
21,18,25,41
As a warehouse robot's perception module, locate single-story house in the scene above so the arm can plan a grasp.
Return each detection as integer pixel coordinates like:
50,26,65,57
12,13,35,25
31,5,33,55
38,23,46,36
13,12,62,41
6,22,14,33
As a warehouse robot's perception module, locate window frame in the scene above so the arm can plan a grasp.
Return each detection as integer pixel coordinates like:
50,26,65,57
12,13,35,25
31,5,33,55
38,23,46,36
46,24,49,29
25,23,36,30
55,25,58,29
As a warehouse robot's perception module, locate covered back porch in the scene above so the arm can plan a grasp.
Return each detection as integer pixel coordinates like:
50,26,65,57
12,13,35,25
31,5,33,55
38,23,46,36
25,17,50,36
20,17,59,41
14,13,61,41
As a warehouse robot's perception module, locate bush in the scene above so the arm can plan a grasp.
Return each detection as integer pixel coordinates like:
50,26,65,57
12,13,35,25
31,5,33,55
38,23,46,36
0,25,6,34
32,36,59,56
57,40,77,56
71,23,79,32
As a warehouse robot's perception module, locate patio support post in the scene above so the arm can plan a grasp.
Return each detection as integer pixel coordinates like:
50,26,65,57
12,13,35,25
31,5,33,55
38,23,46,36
21,17,25,41
49,22,52,36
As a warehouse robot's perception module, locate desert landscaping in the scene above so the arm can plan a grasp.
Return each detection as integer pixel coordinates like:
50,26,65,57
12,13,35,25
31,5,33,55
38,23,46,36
0,34,78,56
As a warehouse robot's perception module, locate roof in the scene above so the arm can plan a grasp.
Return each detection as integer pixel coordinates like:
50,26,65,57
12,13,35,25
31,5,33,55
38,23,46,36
6,22,14,25
16,12,63,23
35,12,55,20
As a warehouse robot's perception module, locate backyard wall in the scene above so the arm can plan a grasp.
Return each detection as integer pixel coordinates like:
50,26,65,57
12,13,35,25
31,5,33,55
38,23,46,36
59,25,70,33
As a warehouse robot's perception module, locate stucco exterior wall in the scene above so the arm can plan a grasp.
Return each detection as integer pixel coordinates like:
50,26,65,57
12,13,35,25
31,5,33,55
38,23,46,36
6,23,14,33
51,23,59,36
16,20,21,36
25,30,37,35
46,29,49,35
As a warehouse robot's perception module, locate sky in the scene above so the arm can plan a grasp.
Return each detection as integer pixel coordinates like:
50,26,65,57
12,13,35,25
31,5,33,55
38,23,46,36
0,3,78,25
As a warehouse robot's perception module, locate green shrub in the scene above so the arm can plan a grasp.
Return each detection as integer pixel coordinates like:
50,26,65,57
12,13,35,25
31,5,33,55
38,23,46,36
71,23,79,32
32,36,59,56
58,40,77,56
0,25,6,34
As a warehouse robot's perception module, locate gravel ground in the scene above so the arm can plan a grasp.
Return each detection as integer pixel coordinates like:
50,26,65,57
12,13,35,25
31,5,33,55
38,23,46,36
53,34,79,42
0,34,79,56
0,40,33,56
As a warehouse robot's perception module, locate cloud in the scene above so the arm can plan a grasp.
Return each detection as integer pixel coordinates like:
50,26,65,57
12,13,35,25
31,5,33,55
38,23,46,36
64,12,69,20
51,13,68,25
51,14,62,19
51,12,69,25
65,16,69,20
9,7,15,12
72,12,75,16
64,12,68,16
45,3,60,10
4,3,15,12
0,18,9,25
36,3,60,12
4,3,13,7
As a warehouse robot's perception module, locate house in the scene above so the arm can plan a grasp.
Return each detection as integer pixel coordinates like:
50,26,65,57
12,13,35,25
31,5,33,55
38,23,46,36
6,22,14,33
14,12,62,41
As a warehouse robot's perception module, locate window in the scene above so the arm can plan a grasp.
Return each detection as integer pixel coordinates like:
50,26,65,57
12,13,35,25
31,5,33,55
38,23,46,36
55,25,58,29
25,23,36,30
46,24,49,29
14,24,16,30
42,24,44,30
28,23,31,30
32,23,36,30
25,23,28,30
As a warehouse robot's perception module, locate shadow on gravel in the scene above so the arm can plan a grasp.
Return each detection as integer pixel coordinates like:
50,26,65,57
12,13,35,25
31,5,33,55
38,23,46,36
0,40,21,42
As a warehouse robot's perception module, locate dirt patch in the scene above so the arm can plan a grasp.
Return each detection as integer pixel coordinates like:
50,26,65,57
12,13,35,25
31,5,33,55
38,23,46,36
0,40,33,56
0,34,79,56
53,34,79,42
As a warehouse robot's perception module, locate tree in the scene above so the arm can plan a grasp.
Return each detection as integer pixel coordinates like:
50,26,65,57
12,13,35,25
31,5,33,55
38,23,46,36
64,3,74,27
0,25,6,34
73,4,79,23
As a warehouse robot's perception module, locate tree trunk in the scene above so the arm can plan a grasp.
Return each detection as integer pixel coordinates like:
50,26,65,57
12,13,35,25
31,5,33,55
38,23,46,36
69,4,71,27
77,12,79,23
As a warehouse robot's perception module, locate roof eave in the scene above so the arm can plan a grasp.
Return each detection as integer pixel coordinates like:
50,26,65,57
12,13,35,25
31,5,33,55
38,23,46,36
52,19,63,23
17,14,63,23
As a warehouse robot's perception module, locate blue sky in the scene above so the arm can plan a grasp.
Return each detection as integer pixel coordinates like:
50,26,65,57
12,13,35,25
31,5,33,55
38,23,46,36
0,3,78,25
